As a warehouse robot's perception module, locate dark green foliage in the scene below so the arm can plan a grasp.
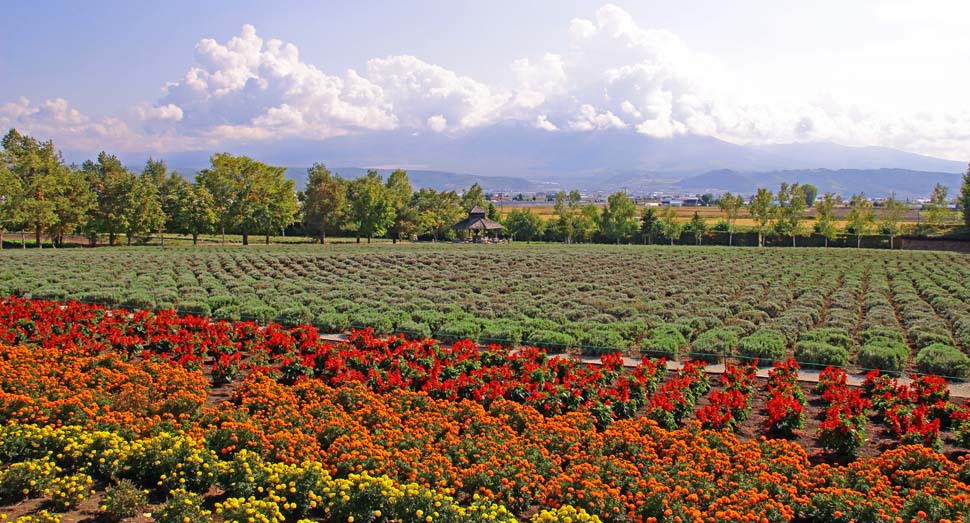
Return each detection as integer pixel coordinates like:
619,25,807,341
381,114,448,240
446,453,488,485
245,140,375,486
915,344,970,378
794,341,849,368
479,320,524,346
396,320,432,339
178,301,211,317
437,319,481,344
738,330,788,365
315,312,350,333
858,339,910,374
860,328,906,345
525,330,575,351
799,328,854,350
641,324,687,359
580,328,630,355
275,305,313,326
691,328,739,362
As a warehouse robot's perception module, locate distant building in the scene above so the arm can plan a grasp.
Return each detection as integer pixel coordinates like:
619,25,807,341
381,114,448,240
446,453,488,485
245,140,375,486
669,197,699,207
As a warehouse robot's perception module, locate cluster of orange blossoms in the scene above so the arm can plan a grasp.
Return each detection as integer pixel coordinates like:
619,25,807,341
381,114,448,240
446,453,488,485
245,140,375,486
4,337,970,522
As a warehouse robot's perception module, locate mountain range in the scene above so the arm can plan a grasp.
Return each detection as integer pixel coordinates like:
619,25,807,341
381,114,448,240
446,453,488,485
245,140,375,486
159,122,967,198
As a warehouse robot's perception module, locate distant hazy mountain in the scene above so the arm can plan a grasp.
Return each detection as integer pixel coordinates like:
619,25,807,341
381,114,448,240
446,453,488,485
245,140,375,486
303,167,543,193
152,122,966,196
676,168,964,198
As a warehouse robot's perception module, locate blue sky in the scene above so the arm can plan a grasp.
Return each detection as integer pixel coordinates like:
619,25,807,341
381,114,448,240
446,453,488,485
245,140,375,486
2,0,969,160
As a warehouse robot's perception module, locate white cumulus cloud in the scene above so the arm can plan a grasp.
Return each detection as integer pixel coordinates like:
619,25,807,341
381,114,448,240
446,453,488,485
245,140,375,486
4,6,970,160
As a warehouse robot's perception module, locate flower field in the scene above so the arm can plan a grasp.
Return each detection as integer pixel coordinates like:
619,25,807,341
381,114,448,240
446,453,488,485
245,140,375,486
0,245,967,378
4,297,970,521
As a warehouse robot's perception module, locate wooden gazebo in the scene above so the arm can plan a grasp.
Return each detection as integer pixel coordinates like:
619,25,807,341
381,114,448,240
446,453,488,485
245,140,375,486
452,206,503,241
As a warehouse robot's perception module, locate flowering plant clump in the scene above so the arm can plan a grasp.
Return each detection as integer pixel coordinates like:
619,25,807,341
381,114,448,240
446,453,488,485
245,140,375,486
696,362,757,430
862,371,953,449
816,367,869,456
764,359,805,437
99,479,148,521
647,360,709,430
153,488,212,523
4,297,970,523
44,472,94,510
0,457,57,501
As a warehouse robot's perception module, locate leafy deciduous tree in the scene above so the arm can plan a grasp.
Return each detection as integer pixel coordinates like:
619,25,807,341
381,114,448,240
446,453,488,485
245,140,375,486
814,193,841,247
749,188,775,247
924,183,951,232
846,193,875,248
802,184,818,207
170,182,218,245
504,208,545,243
600,191,637,244
961,164,970,228
881,192,906,249
347,171,394,243
659,205,683,246
776,182,808,247
687,211,708,245
386,169,417,243
717,192,744,246
302,164,348,244
0,152,23,249
640,207,657,245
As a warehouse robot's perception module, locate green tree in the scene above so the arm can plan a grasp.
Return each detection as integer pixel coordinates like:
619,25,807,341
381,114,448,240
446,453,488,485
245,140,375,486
717,192,744,246
248,170,298,245
575,203,601,243
197,153,295,245
553,190,582,243
686,211,708,245
386,169,417,243
83,152,135,246
881,192,906,249
122,173,165,245
414,188,463,242
776,182,808,247
302,163,348,244
142,157,169,190
846,193,875,248
3,129,93,248
659,205,683,245
802,184,818,207
50,167,94,247
159,172,188,237
461,182,486,210
485,201,500,221
0,153,23,248
962,164,970,228
504,208,545,242
600,191,637,244
141,160,176,244
749,188,775,247
347,171,394,243
640,207,657,244
169,182,217,245
814,193,841,247
924,183,951,232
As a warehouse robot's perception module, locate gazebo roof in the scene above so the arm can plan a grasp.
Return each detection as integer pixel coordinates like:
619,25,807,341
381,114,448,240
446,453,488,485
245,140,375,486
453,205,503,231
453,216,504,231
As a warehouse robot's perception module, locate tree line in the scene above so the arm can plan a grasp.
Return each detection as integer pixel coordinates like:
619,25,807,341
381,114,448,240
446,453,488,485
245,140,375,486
0,129,497,247
528,180,966,248
1,128,968,248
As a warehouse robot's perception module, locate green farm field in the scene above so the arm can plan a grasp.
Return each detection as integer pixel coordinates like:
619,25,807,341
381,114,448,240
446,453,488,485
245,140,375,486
1,244,969,377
